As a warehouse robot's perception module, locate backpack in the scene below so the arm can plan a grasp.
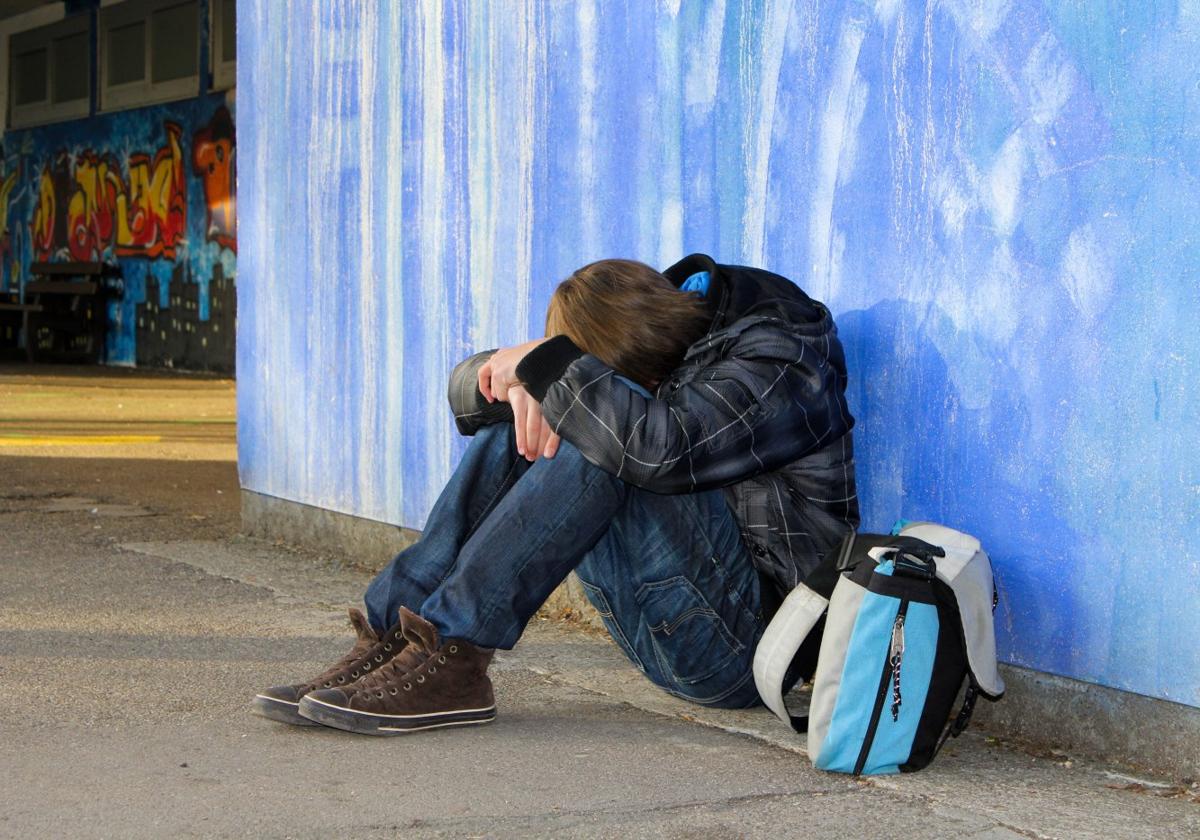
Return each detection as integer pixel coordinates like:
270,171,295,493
753,522,1005,775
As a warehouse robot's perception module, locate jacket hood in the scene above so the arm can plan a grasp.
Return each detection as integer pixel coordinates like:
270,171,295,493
663,253,835,340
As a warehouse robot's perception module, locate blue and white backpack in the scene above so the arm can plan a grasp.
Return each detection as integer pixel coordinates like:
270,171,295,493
753,522,1005,775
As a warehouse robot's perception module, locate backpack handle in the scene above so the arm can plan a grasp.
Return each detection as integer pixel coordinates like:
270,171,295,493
882,535,946,561
879,536,945,581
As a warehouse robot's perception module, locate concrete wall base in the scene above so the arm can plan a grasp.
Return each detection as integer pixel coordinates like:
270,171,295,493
975,665,1198,779
241,489,607,632
242,489,1197,779
242,489,423,564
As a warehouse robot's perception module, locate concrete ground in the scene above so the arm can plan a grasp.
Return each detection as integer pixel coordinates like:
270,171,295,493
1,363,1198,840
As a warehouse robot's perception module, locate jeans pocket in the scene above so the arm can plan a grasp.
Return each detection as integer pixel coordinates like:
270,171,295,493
636,575,746,692
578,578,645,672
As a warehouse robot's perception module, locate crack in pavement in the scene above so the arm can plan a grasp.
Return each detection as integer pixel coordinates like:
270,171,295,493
324,786,870,837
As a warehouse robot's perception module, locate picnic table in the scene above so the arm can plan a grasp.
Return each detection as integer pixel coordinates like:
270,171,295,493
5,262,121,363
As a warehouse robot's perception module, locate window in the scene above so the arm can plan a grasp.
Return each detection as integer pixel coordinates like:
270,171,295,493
211,0,235,91
99,0,199,112
9,16,91,128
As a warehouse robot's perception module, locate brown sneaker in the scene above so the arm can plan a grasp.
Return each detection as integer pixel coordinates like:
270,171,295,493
298,606,496,735
253,608,407,726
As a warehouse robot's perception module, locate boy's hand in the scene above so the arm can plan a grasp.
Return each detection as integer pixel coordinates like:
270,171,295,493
477,338,547,403
508,384,561,461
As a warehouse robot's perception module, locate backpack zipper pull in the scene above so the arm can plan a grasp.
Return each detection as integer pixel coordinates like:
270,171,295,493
890,613,905,721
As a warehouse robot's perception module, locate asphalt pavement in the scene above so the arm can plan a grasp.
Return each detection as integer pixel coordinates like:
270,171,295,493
1,364,1197,839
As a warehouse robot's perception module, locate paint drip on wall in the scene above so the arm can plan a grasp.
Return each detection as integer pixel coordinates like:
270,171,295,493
236,1,1200,707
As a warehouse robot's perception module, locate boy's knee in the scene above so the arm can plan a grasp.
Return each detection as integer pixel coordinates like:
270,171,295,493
542,437,593,471
468,422,516,454
535,438,625,492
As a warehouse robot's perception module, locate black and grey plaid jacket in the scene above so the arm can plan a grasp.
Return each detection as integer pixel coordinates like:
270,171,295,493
447,254,859,611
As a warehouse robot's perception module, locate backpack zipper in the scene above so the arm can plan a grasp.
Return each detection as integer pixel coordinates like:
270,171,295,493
890,612,906,721
853,600,910,775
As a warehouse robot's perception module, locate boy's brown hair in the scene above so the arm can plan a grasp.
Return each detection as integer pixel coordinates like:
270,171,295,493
545,259,712,389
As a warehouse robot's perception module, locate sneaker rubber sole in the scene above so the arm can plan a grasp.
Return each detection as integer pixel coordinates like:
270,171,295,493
253,693,320,726
297,694,497,735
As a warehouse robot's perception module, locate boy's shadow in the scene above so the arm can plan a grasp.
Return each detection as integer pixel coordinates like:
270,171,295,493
837,299,1082,677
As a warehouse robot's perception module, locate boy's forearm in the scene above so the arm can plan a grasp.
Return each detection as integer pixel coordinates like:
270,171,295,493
514,335,584,401
448,350,514,435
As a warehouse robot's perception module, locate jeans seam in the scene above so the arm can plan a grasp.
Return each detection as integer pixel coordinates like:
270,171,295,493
578,579,645,672
648,623,744,684
464,443,525,539
705,664,758,707
652,606,727,640
666,658,757,707
462,455,618,645
674,491,723,559
637,575,746,653
672,492,759,623
419,445,527,603
576,579,615,617
710,551,761,630
640,575,749,687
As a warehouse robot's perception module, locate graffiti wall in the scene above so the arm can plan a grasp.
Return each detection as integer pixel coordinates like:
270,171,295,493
238,1,1200,708
2,93,236,370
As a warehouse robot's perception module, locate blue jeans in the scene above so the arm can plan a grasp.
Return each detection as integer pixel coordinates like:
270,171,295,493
363,422,765,708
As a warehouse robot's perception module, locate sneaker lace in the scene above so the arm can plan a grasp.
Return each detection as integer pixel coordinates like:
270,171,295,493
305,630,401,691
351,643,425,694
304,647,365,691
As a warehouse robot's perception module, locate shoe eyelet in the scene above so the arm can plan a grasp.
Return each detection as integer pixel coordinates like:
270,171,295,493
403,683,412,691
337,676,346,684
449,645,458,654
374,655,383,662
351,671,359,678
389,688,398,695
428,667,436,674
363,663,371,670
384,644,392,651
323,682,331,688
376,691,384,699
437,655,446,664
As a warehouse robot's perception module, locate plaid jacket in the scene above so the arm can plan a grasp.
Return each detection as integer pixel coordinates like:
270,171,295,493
448,254,859,608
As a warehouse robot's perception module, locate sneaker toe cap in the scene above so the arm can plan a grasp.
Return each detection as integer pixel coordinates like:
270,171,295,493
258,684,304,704
304,687,353,707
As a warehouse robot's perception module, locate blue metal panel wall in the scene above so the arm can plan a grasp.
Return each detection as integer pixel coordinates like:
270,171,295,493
237,1,1200,707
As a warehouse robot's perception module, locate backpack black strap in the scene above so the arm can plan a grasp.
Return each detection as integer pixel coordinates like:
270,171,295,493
933,684,980,756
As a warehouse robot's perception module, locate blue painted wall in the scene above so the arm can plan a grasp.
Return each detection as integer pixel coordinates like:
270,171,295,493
237,1,1200,708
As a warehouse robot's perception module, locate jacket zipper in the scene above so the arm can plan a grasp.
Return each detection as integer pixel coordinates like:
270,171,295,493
853,600,910,775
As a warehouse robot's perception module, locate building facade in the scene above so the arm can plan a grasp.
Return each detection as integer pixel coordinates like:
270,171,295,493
1,0,235,371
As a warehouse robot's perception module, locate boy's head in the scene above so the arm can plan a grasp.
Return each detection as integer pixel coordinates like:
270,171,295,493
546,259,713,390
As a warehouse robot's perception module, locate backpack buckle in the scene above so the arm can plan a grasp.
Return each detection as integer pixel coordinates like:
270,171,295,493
884,536,945,581
893,552,938,581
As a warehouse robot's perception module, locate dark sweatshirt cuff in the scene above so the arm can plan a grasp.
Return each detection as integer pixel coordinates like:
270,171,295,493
517,335,585,401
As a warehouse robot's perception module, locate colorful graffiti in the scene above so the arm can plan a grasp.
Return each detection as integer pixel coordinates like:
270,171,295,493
192,106,237,253
3,93,236,368
0,150,19,281
1,136,34,292
30,122,187,262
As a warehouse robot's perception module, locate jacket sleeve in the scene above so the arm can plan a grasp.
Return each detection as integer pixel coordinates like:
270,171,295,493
516,327,853,494
447,349,514,436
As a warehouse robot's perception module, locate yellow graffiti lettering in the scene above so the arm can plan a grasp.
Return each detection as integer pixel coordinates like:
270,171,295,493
0,168,17,241
32,168,56,256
